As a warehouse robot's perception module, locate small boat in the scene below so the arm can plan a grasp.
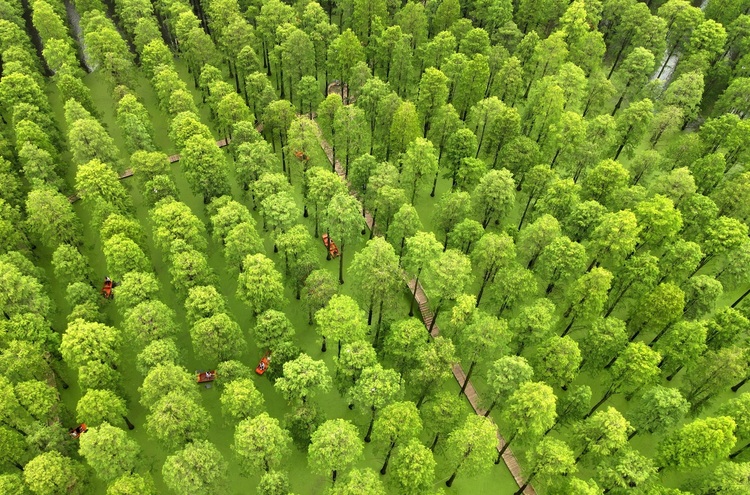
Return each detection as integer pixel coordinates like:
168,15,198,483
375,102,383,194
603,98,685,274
322,233,339,258
196,370,217,383
256,352,270,375
101,278,113,299
69,423,87,439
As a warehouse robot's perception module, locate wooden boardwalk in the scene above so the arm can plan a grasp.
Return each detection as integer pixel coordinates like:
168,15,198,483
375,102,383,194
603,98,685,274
315,128,536,495
168,137,230,163
313,123,375,231
68,168,135,203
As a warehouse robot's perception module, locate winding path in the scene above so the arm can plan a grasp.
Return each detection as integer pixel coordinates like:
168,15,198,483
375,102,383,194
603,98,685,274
314,124,536,495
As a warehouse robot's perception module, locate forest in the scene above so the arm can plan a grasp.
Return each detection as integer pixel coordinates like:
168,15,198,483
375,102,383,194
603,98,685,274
1,0,750,493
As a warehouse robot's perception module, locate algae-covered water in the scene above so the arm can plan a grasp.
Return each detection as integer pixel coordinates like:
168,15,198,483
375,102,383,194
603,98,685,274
42,54,521,494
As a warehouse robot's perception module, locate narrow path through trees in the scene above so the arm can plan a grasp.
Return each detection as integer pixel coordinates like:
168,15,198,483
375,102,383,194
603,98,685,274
315,124,537,495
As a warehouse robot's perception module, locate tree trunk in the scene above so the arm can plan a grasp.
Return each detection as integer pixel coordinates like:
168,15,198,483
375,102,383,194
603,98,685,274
373,300,385,347
332,470,337,483
666,365,683,381
123,416,135,430
628,429,638,440
560,316,576,337
459,361,476,397
497,431,517,460
483,399,497,417
430,432,440,450
338,242,345,284
730,441,750,459
446,470,458,487
321,335,327,352
732,376,749,392
380,442,396,474
732,287,750,308
586,387,614,418
430,169,439,197
514,472,536,495
364,407,375,442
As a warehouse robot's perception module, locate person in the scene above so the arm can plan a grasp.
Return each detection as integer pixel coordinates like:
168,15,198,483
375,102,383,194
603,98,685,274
104,276,112,284
205,371,212,379
259,361,266,371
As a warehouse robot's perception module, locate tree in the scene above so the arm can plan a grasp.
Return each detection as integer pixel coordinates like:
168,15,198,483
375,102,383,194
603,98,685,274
274,353,332,406
444,415,497,487
515,437,576,495
306,167,346,237
60,319,120,369
79,423,139,482
328,29,365,103
399,137,438,204
314,294,366,355
308,419,364,484
422,249,473,333
433,190,470,250
417,67,449,137
324,192,362,284
24,451,84,495
497,381,557,461
348,364,401,442
123,300,177,346
610,47,655,116
388,101,420,161
697,461,750,495
252,309,295,353
597,447,658,494
302,269,338,326
220,377,265,423
106,473,156,495
25,188,81,249
628,386,690,440
138,363,199,409
407,336,456,408
586,210,640,271
169,248,211,296
329,469,385,495
384,318,428,378
233,412,291,474
237,254,285,315
573,407,630,464
181,135,230,204
191,313,246,363
482,356,534,417
150,198,207,253
682,346,747,413
530,335,582,390
76,389,129,429
136,339,180,376
589,342,661,416
560,268,613,336
162,440,227,495
456,310,510,397
350,238,400,341
371,401,422,474
658,416,736,470
612,98,654,160
402,232,442,317
628,283,685,343
184,285,226,326
389,438,436,495
334,105,368,176
580,317,628,372
472,169,516,228
145,391,210,450
536,236,587,294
